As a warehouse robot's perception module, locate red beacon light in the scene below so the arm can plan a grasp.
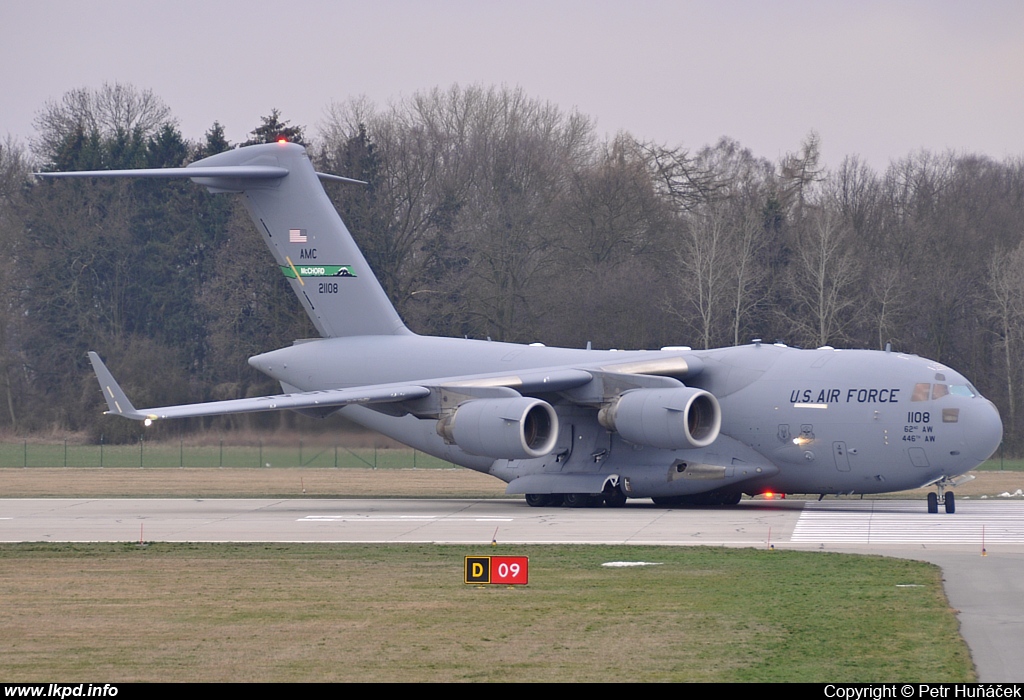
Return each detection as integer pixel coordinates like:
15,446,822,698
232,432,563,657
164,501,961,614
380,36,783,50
277,137,288,144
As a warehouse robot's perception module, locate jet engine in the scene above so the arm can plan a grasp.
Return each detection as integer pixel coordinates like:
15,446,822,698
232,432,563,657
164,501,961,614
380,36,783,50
598,387,721,449
436,397,559,460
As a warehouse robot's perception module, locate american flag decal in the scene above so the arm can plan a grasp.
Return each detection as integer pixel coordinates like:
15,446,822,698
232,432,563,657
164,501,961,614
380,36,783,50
289,228,307,243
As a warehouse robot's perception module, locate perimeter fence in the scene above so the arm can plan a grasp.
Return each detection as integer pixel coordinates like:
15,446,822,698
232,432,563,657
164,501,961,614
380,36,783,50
0,440,453,470
6,440,1017,471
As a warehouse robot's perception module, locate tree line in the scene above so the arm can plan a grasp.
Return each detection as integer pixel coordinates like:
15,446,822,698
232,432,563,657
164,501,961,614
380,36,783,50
2,83,1024,451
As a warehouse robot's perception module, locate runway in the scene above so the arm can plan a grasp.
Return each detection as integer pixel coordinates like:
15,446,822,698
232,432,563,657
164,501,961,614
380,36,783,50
2,496,1022,681
2,496,1020,548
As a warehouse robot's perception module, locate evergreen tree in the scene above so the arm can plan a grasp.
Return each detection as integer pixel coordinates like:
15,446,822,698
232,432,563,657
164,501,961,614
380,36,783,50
195,121,231,160
241,109,306,146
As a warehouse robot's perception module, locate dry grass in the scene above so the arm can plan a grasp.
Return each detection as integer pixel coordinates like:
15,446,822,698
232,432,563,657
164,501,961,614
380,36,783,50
877,471,1024,500
0,467,508,498
0,543,971,682
0,460,986,682
0,467,1019,501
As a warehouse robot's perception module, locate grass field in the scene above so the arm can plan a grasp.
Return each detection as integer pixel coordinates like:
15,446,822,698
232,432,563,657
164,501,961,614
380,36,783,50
0,542,972,683
0,441,451,469
0,440,1008,682
1,438,1019,474
980,456,1024,471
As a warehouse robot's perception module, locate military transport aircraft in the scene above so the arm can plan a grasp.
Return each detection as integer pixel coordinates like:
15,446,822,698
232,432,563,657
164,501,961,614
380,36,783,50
39,141,1003,513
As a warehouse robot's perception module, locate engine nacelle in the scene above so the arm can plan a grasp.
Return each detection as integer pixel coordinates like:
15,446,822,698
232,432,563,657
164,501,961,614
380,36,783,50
436,397,559,460
598,387,721,449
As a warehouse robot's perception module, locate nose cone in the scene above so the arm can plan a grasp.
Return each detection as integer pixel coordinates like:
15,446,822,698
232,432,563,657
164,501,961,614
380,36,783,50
963,399,1003,464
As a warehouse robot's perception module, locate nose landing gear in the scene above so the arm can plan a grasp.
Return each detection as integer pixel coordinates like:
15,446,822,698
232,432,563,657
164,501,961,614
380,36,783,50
927,479,957,514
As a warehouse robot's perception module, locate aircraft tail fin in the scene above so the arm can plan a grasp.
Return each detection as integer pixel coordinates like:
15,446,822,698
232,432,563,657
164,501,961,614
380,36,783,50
39,142,409,339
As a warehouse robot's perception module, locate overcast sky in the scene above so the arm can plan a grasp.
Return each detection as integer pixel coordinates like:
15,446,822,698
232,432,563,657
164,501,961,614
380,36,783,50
3,0,1022,171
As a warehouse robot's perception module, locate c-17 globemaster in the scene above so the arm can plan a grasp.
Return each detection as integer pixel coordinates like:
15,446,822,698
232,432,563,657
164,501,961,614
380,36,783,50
39,141,1003,513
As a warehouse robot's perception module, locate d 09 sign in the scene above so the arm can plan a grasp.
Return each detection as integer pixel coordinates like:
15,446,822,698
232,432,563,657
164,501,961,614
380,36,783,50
464,556,529,585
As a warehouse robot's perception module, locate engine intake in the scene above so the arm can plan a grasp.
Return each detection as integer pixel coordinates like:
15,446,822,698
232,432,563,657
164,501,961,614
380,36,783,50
436,397,559,460
598,387,721,449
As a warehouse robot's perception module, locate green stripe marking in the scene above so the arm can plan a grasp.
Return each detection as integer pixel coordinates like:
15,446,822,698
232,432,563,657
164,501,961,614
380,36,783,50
281,265,357,278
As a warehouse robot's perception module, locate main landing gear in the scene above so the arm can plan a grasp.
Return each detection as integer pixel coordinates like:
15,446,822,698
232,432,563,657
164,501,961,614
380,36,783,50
524,483,628,508
524,485,744,508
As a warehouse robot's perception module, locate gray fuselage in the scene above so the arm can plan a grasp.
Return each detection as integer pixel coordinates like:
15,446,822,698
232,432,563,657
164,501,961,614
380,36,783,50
250,336,1003,498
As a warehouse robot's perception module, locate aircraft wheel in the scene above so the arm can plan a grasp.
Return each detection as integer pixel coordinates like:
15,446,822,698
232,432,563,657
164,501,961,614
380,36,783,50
525,493,559,508
563,493,598,508
927,492,939,514
722,492,742,506
603,487,627,508
945,491,955,514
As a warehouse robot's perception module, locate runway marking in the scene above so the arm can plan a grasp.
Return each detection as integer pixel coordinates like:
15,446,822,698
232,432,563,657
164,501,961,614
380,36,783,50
791,500,1024,543
298,515,513,523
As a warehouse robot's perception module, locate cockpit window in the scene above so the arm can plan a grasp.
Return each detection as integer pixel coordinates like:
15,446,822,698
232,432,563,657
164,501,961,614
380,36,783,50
913,382,976,401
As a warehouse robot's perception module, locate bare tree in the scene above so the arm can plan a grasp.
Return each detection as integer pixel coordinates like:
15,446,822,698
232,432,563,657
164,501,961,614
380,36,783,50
779,130,825,219
645,143,722,212
695,139,773,346
32,83,172,167
867,267,910,350
320,85,595,341
786,203,861,347
556,133,667,268
728,202,768,346
987,243,1024,448
670,201,732,349
0,137,32,428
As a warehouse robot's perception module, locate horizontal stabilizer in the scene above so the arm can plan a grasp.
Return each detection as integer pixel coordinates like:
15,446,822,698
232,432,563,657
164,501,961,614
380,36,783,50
37,165,289,181
36,166,365,186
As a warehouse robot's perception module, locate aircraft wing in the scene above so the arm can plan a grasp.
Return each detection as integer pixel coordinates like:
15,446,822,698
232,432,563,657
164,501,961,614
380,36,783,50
89,352,432,422
89,347,705,424
88,352,602,423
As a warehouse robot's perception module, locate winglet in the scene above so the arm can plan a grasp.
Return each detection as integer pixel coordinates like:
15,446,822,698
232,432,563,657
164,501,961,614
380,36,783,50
87,352,149,421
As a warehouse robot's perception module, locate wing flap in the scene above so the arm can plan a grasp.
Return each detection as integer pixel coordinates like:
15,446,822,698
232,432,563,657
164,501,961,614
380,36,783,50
597,354,700,377
441,368,593,394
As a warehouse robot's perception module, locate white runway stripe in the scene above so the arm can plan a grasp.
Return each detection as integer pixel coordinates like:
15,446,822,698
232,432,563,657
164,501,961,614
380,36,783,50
791,500,1024,543
299,515,513,522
